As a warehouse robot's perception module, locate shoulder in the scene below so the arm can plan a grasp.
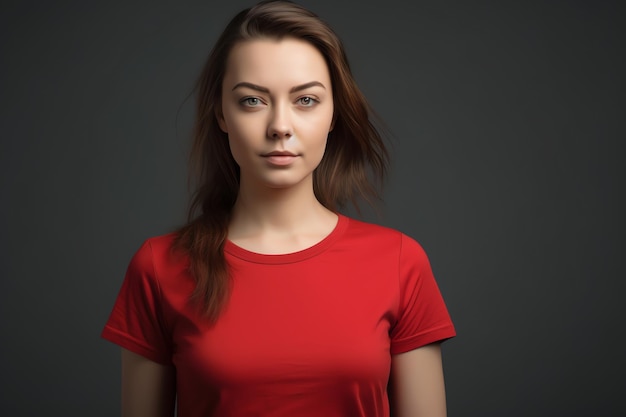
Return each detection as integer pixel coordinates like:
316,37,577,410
343,216,425,254
127,233,187,281
343,215,401,240
142,232,178,253
129,233,176,262
340,216,431,275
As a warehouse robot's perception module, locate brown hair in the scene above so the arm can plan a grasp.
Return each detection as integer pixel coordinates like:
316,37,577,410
174,0,389,322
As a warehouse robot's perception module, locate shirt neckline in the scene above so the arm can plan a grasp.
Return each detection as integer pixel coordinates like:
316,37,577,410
224,214,349,264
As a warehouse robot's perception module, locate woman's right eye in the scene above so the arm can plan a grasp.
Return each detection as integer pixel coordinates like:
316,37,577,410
241,97,262,107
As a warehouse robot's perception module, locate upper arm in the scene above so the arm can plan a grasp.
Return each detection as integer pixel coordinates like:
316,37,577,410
121,348,176,417
389,343,448,417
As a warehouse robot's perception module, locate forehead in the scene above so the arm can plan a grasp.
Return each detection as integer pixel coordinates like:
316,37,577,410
223,37,331,90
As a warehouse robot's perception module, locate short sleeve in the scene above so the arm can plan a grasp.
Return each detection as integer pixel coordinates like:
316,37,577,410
389,234,456,355
101,240,173,365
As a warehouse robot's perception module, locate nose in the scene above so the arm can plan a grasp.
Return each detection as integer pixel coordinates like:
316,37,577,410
267,103,293,139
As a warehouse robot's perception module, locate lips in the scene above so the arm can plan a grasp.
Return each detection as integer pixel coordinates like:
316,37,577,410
262,151,297,157
262,150,299,166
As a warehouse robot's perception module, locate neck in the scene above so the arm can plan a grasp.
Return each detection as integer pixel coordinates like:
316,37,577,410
229,176,335,236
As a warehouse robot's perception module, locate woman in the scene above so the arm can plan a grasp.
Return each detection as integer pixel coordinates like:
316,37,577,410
102,1,456,416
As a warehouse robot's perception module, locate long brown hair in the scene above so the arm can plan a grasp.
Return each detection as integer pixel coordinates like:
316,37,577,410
174,0,389,322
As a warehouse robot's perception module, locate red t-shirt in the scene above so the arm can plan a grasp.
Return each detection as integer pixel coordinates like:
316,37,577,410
102,215,455,417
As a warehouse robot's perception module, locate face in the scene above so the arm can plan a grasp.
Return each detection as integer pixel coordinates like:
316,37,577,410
218,37,334,191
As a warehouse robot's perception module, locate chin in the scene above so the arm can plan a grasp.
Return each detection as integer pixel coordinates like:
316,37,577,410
259,172,313,190
263,179,306,189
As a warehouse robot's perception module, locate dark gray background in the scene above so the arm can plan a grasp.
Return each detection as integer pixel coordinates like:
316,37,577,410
1,1,624,416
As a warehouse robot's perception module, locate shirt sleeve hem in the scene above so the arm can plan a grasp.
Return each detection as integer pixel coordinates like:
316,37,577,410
390,324,456,355
101,325,172,366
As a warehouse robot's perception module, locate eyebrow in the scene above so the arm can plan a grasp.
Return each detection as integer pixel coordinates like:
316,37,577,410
231,81,326,93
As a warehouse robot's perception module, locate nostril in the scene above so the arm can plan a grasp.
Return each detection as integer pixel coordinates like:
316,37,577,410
270,131,292,139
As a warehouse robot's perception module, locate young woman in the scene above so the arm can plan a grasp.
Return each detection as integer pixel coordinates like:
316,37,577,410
102,1,456,416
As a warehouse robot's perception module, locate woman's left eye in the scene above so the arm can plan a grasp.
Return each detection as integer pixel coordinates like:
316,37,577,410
297,97,317,107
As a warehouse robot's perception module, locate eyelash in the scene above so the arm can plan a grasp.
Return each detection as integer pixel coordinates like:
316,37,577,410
239,96,320,108
296,96,320,107
297,96,319,107
240,97,263,107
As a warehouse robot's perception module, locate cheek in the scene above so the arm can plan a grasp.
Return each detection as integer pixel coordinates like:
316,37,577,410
226,124,268,171
227,132,252,167
309,135,329,167
225,115,261,151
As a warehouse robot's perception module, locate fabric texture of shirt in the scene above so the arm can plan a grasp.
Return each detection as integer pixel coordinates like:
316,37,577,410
102,214,456,417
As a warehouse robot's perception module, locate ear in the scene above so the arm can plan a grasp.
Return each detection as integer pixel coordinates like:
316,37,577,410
216,105,228,133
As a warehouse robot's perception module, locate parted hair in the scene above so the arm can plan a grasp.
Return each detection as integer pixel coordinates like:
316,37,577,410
174,0,389,322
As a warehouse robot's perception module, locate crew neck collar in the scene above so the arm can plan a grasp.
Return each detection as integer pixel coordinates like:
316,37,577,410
224,214,349,264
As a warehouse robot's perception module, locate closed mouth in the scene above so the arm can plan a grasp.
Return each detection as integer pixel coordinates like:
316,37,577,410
262,151,298,157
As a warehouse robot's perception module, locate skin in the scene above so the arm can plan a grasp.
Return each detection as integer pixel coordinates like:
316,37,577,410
121,37,449,417
390,344,448,416
218,38,334,193
218,37,338,254
121,349,175,417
